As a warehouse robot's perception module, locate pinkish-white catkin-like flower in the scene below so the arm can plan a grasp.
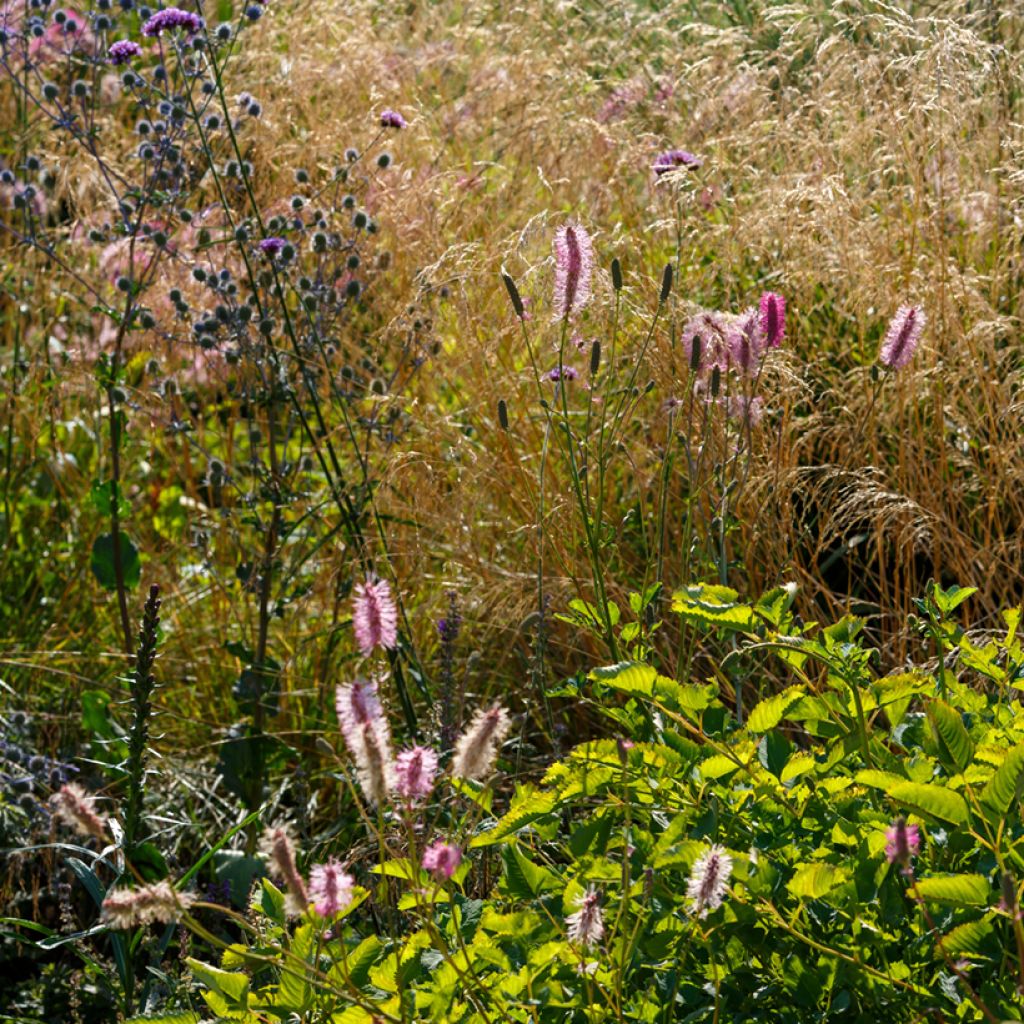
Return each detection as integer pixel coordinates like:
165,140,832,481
51,783,108,841
357,721,394,806
552,223,594,321
885,817,921,873
335,678,384,753
308,859,354,918
422,841,462,879
394,745,439,802
352,577,398,657
452,704,511,780
261,827,309,916
879,305,925,371
101,881,194,929
682,311,730,376
686,844,733,918
566,888,604,948
727,307,765,375
758,292,786,349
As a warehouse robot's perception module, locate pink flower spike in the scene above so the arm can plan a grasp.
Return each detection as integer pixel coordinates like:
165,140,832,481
758,292,786,349
879,305,925,371
566,887,604,948
352,577,398,656
552,222,594,321
335,678,384,753
395,746,439,802
885,818,921,871
308,859,354,919
422,841,462,880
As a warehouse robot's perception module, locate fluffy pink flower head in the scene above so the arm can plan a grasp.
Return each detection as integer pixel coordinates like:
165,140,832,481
394,745,439,802
552,222,593,321
879,305,925,371
261,827,308,916
566,887,604,948
758,292,786,349
727,307,766,375
308,859,354,919
51,783,108,841
686,843,733,918
885,818,920,872
353,577,398,657
452,703,512,780
335,678,384,751
682,311,731,377
422,841,462,880
101,881,194,929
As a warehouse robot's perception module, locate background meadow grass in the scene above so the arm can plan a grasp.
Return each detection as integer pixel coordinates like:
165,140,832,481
2,0,1023,776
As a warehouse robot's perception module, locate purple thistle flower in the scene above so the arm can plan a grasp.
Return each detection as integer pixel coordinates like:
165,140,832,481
652,149,702,176
107,39,142,64
379,109,407,129
394,745,439,802
686,843,733,918
258,236,286,256
879,305,925,371
352,577,398,656
141,7,203,37
758,292,786,349
547,365,579,382
308,859,354,919
566,887,604,948
552,222,594,321
422,841,462,880
885,818,921,872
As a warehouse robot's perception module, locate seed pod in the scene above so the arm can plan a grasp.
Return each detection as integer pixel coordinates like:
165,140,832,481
590,340,601,375
497,399,509,431
710,366,721,397
611,257,623,292
690,335,702,372
502,273,524,318
659,264,673,303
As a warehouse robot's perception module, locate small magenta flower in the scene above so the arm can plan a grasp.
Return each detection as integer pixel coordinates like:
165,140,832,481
885,818,921,873
379,109,407,129
686,844,733,917
879,305,925,371
758,292,786,349
141,7,203,36
258,236,285,256
107,39,142,64
352,577,398,656
566,887,604,948
547,365,578,382
422,841,462,880
452,703,511,780
394,745,439,802
552,222,594,321
308,859,354,919
652,149,702,176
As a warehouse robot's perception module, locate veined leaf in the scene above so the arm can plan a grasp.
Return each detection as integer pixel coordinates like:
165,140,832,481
472,789,558,847
943,916,996,955
748,686,806,732
913,874,990,906
926,699,975,773
671,584,755,630
788,862,845,899
888,781,969,825
125,1014,200,1024
981,744,1024,816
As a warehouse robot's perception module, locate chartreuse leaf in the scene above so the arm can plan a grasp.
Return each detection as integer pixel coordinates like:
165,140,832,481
912,874,990,906
472,788,559,847
748,686,806,732
787,862,846,899
671,583,755,630
942,917,996,955
275,923,313,1012
926,698,975,773
125,1015,199,1024
981,744,1024,816
857,773,969,825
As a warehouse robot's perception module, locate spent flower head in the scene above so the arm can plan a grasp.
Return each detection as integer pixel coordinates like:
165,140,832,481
566,887,604,948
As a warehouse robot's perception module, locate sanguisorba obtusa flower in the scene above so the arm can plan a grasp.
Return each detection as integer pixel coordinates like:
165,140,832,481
879,304,926,371
686,843,733,918
352,577,398,657
552,222,594,321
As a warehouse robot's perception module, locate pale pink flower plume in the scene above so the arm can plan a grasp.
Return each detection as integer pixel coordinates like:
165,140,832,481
356,720,394,806
727,307,766,375
422,841,462,880
681,311,731,376
51,783,108,841
308,859,354,918
394,745,439,802
352,577,398,656
879,305,925,371
452,703,511,780
101,880,194,929
566,887,604,948
261,827,309,916
552,222,594,321
335,679,395,804
686,843,733,917
335,678,385,753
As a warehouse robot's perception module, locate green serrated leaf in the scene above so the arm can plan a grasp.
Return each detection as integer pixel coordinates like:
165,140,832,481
788,862,845,899
913,874,990,906
981,744,1024,816
748,686,806,732
926,699,975,773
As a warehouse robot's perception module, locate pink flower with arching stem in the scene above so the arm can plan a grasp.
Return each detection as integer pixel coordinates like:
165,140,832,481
552,223,593,321
758,292,786,349
352,577,398,656
308,859,354,919
394,746,439,802
879,305,925,371
422,841,462,880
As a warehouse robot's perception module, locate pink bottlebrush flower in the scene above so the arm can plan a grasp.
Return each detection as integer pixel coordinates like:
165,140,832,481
724,394,765,427
394,745,439,802
566,887,604,947
885,818,921,872
652,149,702,176
357,721,394,806
335,680,394,804
335,678,385,753
686,843,733,918
452,704,511,780
352,577,398,657
422,841,462,880
308,859,354,919
101,880,194,929
879,305,925,371
261,827,308,916
727,307,766,375
682,311,731,376
51,783,108,841
379,109,407,129
552,222,594,321
758,292,786,349
107,39,142,64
